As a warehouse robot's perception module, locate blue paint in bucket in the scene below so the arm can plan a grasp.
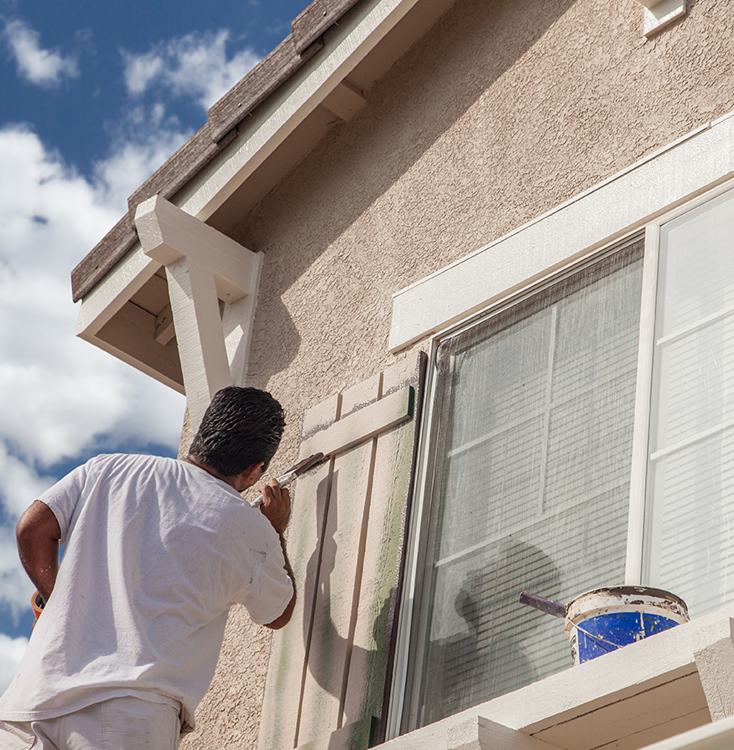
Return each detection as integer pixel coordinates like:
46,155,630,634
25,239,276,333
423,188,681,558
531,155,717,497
575,611,682,663
564,586,689,666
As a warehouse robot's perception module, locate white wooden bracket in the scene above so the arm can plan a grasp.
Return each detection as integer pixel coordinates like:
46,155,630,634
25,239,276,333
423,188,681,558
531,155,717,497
637,0,686,37
135,195,264,430
321,80,367,122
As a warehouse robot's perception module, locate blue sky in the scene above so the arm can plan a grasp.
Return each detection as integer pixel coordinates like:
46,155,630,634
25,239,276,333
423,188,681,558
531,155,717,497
0,0,309,691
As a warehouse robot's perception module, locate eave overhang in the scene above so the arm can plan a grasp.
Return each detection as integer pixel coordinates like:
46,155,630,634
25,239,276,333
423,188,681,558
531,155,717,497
73,0,456,407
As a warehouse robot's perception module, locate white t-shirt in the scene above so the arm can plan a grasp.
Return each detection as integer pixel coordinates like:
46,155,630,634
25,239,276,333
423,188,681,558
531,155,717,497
0,454,293,731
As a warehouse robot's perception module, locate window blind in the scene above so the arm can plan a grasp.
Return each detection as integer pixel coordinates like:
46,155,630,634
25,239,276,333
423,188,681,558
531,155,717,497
645,188,734,618
402,240,644,732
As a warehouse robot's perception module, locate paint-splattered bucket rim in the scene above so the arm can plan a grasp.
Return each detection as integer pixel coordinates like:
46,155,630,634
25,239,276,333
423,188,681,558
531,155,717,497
564,586,689,640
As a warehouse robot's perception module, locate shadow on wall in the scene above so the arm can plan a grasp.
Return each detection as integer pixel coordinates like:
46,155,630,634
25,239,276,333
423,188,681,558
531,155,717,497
295,468,563,744
295,468,394,747
231,0,578,385
243,292,301,386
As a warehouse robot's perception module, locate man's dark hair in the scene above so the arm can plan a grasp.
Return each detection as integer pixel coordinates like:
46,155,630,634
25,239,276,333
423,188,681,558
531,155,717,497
188,387,286,476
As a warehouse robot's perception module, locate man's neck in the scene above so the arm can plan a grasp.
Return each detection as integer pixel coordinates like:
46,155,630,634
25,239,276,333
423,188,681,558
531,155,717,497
185,455,239,490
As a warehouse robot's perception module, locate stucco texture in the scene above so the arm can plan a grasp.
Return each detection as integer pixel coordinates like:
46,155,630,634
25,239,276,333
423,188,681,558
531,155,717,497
183,0,734,745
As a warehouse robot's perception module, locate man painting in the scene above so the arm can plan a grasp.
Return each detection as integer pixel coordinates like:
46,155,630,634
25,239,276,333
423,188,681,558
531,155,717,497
0,386,295,749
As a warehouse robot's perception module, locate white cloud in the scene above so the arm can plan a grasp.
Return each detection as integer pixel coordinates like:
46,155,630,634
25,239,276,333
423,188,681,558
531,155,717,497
93,105,190,211
0,633,28,693
2,19,79,87
0,444,55,521
0,124,186,464
122,30,260,110
0,123,186,616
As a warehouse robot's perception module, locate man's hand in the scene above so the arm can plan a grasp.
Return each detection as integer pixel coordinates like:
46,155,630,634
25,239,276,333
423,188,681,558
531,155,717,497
259,479,291,536
258,479,296,628
16,500,61,604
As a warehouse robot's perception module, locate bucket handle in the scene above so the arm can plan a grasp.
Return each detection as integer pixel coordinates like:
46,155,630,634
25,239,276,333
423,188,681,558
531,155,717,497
566,618,623,653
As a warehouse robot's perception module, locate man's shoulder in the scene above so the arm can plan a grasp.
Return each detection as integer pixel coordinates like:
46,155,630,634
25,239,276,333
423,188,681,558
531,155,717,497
89,453,177,468
80,453,181,483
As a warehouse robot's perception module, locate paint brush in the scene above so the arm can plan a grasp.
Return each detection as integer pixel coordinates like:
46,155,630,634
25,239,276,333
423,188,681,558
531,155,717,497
250,452,327,507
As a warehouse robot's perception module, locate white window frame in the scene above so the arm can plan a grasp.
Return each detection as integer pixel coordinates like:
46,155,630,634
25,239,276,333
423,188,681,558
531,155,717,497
625,178,734,585
386,114,734,740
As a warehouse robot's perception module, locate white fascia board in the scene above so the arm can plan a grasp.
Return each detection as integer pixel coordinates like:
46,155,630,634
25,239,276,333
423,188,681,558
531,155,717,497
177,0,426,222
389,110,734,352
76,243,160,338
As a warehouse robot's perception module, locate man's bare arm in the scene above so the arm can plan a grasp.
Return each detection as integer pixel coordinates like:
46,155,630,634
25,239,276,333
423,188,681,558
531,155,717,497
16,500,61,604
264,565,296,630
260,479,296,629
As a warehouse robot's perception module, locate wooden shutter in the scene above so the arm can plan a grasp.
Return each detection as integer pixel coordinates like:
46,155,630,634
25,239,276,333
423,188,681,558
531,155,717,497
258,353,426,750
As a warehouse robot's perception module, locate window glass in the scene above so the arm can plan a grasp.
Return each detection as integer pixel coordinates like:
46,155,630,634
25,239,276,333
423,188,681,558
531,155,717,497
402,240,644,732
645,188,734,617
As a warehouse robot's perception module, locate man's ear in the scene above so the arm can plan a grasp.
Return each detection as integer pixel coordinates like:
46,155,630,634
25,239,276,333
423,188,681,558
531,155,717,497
238,462,265,490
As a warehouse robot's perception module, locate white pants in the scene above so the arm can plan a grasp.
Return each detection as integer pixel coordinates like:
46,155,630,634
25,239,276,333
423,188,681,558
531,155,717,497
0,696,180,750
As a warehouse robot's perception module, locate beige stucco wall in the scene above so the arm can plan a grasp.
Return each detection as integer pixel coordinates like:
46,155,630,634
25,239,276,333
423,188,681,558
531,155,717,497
184,0,734,745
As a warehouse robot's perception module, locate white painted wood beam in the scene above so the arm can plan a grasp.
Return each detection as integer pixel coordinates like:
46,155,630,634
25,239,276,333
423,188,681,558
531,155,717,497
222,281,263,388
297,385,414,460
321,80,367,122
164,256,233,428
637,0,686,37
135,195,264,429
135,194,260,301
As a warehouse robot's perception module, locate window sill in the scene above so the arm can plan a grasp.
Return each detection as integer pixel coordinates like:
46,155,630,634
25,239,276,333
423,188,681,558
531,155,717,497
384,604,734,750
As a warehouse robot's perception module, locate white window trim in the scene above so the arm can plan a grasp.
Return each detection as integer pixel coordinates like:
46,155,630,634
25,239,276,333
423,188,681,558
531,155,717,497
388,110,734,354
624,177,734,585
386,122,734,738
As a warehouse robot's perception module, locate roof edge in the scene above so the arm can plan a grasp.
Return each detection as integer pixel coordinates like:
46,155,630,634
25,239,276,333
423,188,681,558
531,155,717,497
292,0,363,53
71,0,361,302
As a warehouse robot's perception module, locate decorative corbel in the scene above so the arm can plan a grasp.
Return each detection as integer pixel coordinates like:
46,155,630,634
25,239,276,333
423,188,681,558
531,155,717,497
135,195,263,430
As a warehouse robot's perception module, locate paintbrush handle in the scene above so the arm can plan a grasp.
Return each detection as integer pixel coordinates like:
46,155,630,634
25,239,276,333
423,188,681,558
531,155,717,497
519,590,567,618
250,469,298,508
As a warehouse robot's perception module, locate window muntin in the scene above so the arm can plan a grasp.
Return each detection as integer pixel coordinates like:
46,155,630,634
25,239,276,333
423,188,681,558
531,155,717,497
401,241,645,732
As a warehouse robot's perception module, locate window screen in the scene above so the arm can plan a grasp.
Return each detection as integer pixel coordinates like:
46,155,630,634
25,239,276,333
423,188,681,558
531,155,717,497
645,188,734,617
402,240,644,732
